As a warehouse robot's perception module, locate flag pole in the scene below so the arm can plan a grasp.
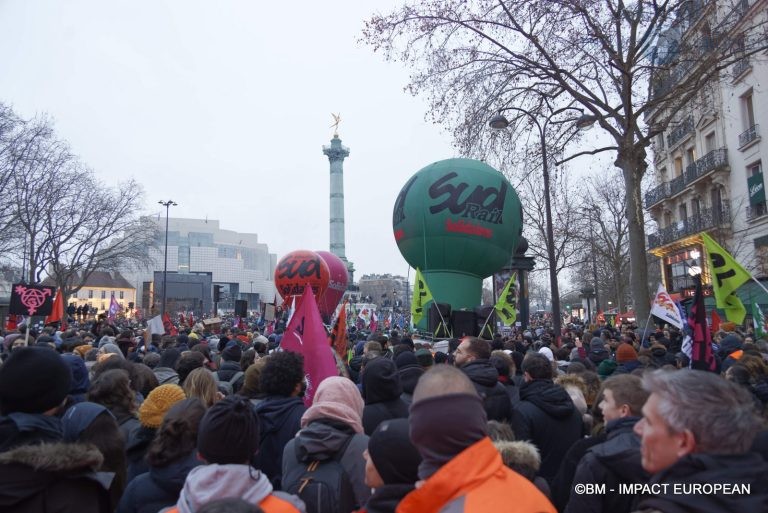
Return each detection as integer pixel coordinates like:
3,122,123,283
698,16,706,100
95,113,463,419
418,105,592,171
479,309,494,339
750,275,768,297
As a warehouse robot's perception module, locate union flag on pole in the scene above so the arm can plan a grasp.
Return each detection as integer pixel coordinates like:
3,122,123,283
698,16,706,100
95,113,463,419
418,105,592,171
650,284,684,329
329,300,348,359
45,288,66,329
281,285,338,406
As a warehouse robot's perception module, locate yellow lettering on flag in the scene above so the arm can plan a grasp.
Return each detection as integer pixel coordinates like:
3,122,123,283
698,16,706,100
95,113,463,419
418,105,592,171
411,268,434,326
494,272,518,325
700,232,750,324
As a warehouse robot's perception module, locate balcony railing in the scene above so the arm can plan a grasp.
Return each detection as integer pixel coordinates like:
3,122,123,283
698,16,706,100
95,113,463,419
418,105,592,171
733,57,750,78
739,124,759,148
647,201,731,248
683,149,729,184
644,183,671,208
747,203,768,222
670,174,686,196
667,116,694,147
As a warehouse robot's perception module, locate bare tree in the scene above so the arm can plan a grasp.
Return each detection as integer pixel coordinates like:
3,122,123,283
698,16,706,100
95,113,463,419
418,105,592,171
519,165,584,276
2,109,157,300
363,0,768,324
571,170,632,311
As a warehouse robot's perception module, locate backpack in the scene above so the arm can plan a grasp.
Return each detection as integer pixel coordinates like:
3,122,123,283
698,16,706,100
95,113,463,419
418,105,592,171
282,436,357,513
213,370,244,396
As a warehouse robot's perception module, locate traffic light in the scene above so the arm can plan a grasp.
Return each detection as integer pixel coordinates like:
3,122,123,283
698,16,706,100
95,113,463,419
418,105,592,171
214,285,222,302
128,302,134,310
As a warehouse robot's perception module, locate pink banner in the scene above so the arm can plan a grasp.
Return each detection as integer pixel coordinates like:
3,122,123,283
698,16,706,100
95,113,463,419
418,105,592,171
281,284,338,406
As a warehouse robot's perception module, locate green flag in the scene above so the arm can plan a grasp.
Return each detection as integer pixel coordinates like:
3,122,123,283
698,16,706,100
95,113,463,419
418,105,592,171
411,268,434,326
700,232,751,324
494,272,518,325
754,303,766,338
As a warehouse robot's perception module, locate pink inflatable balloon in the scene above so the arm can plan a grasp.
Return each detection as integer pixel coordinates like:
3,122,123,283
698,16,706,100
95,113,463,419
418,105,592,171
316,251,349,317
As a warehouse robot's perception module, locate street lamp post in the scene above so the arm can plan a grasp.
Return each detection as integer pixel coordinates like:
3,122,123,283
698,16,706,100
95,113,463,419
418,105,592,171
490,107,595,341
158,200,177,316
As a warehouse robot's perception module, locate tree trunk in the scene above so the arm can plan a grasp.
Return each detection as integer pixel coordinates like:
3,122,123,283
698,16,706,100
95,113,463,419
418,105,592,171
619,151,651,328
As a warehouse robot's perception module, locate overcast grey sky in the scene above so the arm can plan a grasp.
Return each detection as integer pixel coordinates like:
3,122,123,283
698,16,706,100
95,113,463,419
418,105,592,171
0,0,461,279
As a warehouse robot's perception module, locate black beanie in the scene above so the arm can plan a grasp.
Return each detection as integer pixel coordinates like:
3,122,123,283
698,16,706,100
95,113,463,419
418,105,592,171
368,418,421,484
197,395,259,465
221,342,242,362
0,346,72,415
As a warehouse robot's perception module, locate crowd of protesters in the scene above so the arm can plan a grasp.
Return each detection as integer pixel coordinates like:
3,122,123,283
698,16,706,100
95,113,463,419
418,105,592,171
0,313,767,513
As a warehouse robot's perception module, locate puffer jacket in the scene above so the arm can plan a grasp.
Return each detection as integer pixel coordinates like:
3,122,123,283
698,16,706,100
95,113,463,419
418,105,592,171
0,442,112,513
460,360,513,422
396,437,555,513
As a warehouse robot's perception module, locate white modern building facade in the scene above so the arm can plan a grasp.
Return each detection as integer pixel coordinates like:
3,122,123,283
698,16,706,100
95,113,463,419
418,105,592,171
645,0,768,302
123,218,278,314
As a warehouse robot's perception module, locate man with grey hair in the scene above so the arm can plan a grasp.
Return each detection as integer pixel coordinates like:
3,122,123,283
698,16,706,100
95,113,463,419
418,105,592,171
633,369,768,512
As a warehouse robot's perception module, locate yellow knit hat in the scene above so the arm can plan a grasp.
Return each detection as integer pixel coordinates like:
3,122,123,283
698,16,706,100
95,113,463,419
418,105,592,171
138,384,186,428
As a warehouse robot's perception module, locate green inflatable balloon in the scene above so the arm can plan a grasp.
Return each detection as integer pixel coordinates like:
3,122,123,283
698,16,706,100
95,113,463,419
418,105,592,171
393,158,522,317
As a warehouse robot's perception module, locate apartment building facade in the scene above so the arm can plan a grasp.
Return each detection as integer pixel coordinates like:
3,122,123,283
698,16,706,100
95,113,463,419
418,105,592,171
645,0,768,303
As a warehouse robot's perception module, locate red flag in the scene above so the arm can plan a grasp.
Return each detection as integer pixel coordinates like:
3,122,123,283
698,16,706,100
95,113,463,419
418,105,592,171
688,277,717,372
329,301,348,359
45,288,66,329
5,314,19,331
162,312,178,336
188,312,195,326
711,309,721,333
281,284,338,406
179,313,186,325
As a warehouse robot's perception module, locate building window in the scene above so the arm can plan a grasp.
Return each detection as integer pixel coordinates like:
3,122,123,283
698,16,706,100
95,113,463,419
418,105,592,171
744,91,755,129
685,147,696,167
88,289,93,299
692,197,701,216
101,290,106,299
679,202,688,222
119,291,124,299
704,132,716,154
674,156,683,176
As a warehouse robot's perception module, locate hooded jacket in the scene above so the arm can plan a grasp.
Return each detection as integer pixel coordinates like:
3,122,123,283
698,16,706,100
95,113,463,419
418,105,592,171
0,442,113,513
394,352,423,406
634,452,768,513
117,452,201,513
512,379,584,482
460,360,513,423
565,416,648,513
396,437,556,513
252,396,307,490
167,464,305,513
153,367,180,386
362,358,409,435
282,420,371,509
216,360,244,392
0,412,63,452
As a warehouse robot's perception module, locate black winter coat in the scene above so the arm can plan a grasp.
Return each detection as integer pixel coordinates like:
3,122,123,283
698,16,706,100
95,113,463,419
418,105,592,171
512,379,584,482
362,484,416,513
0,412,62,453
216,360,245,392
550,434,606,512
362,358,409,435
461,360,513,422
252,395,306,490
126,426,156,482
564,416,648,513
634,452,768,513
117,452,201,513
0,442,112,513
